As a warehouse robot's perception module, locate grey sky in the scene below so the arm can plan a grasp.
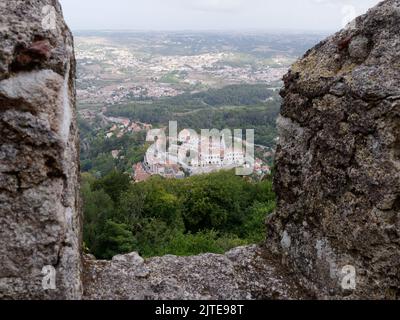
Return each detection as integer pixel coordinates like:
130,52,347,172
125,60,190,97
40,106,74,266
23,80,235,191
59,0,382,32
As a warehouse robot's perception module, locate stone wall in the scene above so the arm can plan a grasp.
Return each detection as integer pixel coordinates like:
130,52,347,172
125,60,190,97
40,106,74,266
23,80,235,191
0,0,81,299
266,0,400,299
83,246,307,300
1,0,399,300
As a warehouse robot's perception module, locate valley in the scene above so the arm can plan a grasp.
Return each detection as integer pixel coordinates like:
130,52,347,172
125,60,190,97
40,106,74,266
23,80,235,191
76,31,325,259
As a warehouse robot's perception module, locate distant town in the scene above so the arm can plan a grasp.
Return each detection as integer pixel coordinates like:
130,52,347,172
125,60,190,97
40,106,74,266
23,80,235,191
89,114,272,182
76,32,323,181
73,32,313,106
76,47,288,105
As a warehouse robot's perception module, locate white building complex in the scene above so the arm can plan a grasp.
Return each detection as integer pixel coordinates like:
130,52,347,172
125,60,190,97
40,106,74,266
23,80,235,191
144,129,253,177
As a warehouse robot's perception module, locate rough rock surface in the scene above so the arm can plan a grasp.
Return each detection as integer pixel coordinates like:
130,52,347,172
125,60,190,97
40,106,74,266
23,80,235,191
0,1,81,299
267,0,400,299
83,245,308,300
2,0,400,300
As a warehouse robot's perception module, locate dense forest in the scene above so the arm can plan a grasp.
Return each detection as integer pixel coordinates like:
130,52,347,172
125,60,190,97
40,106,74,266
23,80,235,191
82,170,275,259
105,84,281,147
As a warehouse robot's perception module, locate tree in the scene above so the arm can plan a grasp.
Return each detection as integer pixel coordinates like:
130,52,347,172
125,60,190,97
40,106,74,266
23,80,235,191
92,170,131,203
118,186,146,226
80,169,277,259
96,220,137,260
81,174,115,256
242,201,275,242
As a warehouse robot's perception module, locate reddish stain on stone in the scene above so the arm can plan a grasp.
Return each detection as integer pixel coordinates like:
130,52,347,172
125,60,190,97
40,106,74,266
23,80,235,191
15,53,32,65
27,40,52,59
337,36,352,51
11,40,52,71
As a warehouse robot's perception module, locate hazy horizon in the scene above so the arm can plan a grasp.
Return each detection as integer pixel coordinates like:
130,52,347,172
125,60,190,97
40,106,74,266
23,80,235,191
59,0,382,33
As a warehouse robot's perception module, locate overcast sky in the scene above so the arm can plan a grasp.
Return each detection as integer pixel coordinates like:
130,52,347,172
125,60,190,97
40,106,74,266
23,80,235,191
59,0,382,32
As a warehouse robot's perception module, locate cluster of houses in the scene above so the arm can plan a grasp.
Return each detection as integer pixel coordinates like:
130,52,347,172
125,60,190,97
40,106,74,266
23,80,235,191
105,117,153,139
134,161,186,183
133,129,271,182
254,158,272,176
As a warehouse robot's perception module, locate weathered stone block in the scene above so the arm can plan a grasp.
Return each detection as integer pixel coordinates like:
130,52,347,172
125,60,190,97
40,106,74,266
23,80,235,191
267,0,400,299
0,0,81,300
